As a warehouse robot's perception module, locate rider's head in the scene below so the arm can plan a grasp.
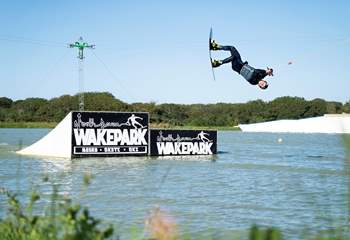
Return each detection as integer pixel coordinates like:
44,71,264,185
258,80,269,90
266,67,274,76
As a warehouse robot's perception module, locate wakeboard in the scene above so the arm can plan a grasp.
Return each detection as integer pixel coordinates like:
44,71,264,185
209,28,216,81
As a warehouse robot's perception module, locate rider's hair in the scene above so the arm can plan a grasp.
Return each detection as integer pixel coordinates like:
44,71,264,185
261,83,269,90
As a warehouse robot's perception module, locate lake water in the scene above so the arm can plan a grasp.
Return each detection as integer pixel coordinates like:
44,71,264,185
0,129,349,239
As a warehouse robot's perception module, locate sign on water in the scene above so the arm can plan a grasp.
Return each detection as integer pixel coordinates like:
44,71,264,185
18,111,218,158
71,111,149,157
150,129,217,156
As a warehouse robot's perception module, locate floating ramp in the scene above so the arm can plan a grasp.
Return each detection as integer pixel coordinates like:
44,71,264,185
17,113,72,158
239,114,350,134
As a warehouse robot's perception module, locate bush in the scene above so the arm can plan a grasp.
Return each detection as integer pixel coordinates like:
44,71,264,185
0,179,113,240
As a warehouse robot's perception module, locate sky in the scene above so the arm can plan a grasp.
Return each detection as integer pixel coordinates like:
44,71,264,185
0,0,349,104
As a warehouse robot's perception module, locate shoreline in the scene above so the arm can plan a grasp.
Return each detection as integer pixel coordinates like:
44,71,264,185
0,121,241,131
0,121,58,128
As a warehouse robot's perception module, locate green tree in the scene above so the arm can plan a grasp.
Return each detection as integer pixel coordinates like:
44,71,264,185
186,104,209,126
0,97,13,108
343,101,350,113
239,100,268,123
1,93,348,127
157,103,188,126
302,98,327,118
326,101,343,114
45,95,77,122
12,98,48,121
130,102,160,123
267,96,308,120
84,92,129,112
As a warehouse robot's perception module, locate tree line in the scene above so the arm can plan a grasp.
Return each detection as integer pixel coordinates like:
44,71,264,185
0,92,349,127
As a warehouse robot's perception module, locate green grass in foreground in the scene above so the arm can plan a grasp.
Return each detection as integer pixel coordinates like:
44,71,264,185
0,174,348,240
0,175,114,240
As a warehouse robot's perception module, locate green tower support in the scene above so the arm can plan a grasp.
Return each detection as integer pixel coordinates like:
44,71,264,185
69,37,95,111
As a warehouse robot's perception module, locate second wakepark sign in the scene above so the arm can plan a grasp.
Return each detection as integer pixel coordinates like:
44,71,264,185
71,111,149,157
150,129,217,156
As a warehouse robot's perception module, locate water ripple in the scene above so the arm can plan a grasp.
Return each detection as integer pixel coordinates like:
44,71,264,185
0,129,348,239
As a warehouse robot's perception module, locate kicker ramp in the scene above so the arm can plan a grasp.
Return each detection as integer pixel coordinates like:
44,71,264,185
239,114,350,133
17,113,72,158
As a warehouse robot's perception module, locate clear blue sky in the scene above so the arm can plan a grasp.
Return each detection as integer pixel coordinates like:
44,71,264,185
0,0,349,104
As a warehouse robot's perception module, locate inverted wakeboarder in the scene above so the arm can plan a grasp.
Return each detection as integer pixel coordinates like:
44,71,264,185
210,40,273,89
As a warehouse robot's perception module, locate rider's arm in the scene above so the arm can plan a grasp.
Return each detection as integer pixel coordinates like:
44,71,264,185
255,69,267,79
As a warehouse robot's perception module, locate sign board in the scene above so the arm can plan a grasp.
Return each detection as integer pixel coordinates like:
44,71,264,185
150,129,217,156
71,111,149,157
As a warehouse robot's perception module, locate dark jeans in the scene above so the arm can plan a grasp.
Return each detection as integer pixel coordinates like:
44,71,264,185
219,46,245,73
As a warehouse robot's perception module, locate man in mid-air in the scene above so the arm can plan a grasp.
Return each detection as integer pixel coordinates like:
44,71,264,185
210,40,273,90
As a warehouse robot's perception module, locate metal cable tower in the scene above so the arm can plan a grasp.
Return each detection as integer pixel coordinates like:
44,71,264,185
69,37,95,111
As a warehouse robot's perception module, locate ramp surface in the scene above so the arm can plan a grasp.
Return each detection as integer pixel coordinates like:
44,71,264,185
17,113,72,158
239,114,350,134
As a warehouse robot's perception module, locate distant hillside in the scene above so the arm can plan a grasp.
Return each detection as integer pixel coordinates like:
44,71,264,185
0,92,349,127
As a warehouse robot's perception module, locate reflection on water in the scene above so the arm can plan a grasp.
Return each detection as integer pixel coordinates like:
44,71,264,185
0,129,349,238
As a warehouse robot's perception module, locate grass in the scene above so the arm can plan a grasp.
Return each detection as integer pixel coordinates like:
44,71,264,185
0,174,114,240
0,121,57,128
1,176,349,240
0,121,241,131
0,184,284,240
150,124,241,131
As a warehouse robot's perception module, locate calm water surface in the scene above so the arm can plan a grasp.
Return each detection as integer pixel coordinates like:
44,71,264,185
0,129,349,238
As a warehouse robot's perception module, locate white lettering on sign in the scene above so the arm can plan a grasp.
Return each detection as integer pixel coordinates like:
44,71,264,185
73,128,147,146
156,142,213,155
104,147,121,153
82,147,98,153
